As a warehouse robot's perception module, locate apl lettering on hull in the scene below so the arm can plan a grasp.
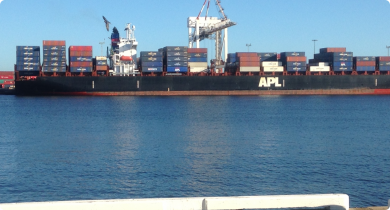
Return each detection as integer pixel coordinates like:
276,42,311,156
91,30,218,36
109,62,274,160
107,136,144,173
259,77,282,87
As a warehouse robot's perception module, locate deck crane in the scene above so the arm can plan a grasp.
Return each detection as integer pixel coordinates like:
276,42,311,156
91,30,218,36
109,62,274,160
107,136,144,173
188,0,236,71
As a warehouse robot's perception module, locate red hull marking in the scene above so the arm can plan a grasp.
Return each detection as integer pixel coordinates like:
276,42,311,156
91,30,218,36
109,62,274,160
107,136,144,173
373,89,390,95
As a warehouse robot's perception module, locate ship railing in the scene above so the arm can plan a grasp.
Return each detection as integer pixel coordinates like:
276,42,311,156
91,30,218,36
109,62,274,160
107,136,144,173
0,194,349,210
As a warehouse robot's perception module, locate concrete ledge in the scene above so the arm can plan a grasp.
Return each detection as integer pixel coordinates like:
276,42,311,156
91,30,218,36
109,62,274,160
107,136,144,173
0,194,349,210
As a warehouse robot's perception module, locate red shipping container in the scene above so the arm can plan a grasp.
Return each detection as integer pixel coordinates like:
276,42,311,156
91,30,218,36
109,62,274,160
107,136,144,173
111,38,119,42
355,61,375,66
239,57,260,62
188,48,207,53
0,75,14,79
239,61,260,67
4,81,15,85
96,66,108,70
70,62,92,67
286,56,306,62
69,51,93,57
43,40,66,46
0,71,14,76
321,48,346,53
69,46,92,51
377,57,390,62
236,52,258,57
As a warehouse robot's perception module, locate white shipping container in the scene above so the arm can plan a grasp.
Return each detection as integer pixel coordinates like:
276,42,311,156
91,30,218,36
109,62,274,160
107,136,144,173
309,62,329,67
240,67,260,72
190,67,208,73
96,56,107,61
262,62,282,67
310,66,330,72
263,66,284,72
188,62,208,68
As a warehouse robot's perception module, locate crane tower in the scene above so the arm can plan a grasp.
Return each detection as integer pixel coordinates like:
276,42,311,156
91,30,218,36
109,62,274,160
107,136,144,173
188,0,236,68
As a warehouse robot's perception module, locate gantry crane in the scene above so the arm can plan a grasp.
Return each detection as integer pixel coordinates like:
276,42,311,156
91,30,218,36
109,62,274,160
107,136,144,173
188,0,236,69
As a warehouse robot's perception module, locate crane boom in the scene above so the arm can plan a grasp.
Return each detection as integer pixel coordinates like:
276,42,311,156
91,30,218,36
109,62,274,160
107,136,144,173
215,0,227,20
197,0,208,20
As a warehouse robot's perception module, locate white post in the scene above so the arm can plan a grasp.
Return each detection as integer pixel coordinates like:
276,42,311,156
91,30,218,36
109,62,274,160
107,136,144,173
196,20,200,48
224,28,228,62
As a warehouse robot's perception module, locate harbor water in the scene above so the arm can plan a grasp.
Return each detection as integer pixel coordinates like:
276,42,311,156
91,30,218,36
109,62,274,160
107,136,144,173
0,95,389,207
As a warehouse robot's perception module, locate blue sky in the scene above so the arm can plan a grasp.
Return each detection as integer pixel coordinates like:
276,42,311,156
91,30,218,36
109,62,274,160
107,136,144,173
1,0,390,71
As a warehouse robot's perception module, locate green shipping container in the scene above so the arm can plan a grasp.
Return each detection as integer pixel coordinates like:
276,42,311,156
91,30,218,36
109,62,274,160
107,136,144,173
0,80,4,84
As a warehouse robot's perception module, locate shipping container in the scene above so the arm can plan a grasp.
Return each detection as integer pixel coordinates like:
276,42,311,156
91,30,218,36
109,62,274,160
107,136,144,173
96,66,109,71
96,60,108,66
286,66,306,72
355,61,375,66
239,67,260,72
16,56,40,62
188,53,207,58
356,66,376,71
3,81,15,85
319,48,346,53
142,67,163,72
286,61,306,67
333,62,353,67
42,66,67,72
238,61,260,67
0,80,4,84
96,56,107,61
141,62,163,67
69,46,93,51
281,52,305,57
43,45,66,51
43,50,66,56
167,61,188,67
354,56,376,61
333,66,353,71
166,66,188,73
236,52,258,57
189,67,208,73
166,51,188,57
377,57,390,62
43,40,66,46
308,62,329,67
378,62,390,66
187,48,207,53
16,46,40,51
16,51,40,57
263,66,284,72
262,61,282,67
140,51,163,57
285,57,306,62
69,62,92,67
379,66,390,71
43,61,67,67
70,67,93,72
164,46,188,52
188,57,208,62
257,52,277,57
309,66,330,72
166,57,188,62
69,56,93,62
16,61,40,66
15,65,40,71
259,56,278,62
141,57,163,62
18,71,40,76
238,57,260,62
43,56,67,62
0,75,14,80
188,62,208,68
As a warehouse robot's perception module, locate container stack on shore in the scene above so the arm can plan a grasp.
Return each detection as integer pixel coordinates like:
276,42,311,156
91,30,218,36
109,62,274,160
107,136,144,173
314,48,353,72
42,41,66,73
164,46,188,73
236,52,260,73
69,46,93,73
259,53,282,73
140,51,163,73
377,57,390,71
280,52,307,72
16,46,40,75
354,56,376,72
187,48,208,73
0,71,15,89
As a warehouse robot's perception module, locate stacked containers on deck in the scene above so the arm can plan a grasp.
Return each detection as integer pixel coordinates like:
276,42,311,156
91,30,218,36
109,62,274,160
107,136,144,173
314,48,353,72
140,51,163,73
42,41,66,72
0,72,15,88
164,46,188,73
280,52,306,72
95,56,108,71
69,46,93,72
258,53,282,72
188,48,208,73
236,52,260,72
16,46,40,74
376,57,390,71
308,62,330,72
354,56,376,72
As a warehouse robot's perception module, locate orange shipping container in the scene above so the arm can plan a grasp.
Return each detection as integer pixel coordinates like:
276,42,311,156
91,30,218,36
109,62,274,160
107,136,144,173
69,46,93,51
239,57,260,62
96,66,108,71
239,61,260,67
43,40,66,46
187,48,207,53
286,56,306,62
236,52,258,57
356,61,375,66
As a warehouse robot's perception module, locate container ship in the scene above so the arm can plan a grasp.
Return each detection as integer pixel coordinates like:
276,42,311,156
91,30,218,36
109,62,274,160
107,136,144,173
14,23,390,96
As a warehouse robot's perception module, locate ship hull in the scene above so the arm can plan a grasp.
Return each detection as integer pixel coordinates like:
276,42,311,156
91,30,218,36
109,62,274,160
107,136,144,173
15,75,390,96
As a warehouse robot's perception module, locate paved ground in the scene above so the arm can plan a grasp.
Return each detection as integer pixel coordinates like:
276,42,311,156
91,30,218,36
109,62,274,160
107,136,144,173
350,207,388,210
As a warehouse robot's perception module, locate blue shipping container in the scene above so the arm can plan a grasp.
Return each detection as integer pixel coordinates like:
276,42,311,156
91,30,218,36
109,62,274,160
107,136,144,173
166,52,188,57
141,67,163,72
259,56,277,62
333,66,353,71
354,56,376,61
257,52,277,57
281,52,305,57
96,60,107,66
141,57,163,62
43,50,66,56
166,57,188,62
42,66,67,72
333,62,353,67
379,66,390,71
69,56,93,62
325,52,353,57
43,61,66,67
16,46,40,51
286,61,306,67
164,46,188,52
16,51,40,57
286,66,306,72
188,57,207,62
43,45,66,51
188,53,207,58
16,56,40,62
70,67,92,72
141,62,163,67
167,66,188,73
228,58,237,63
379,62,390,66
356,66,375,71
15,65,40,71
43,56,67,62
140,51,163,57
167,61,188,67
16,61,40,66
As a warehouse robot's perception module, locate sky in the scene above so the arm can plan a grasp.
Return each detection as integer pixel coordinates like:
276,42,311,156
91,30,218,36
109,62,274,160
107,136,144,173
1,0,390,71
